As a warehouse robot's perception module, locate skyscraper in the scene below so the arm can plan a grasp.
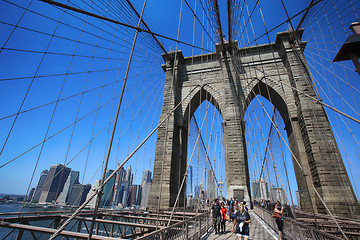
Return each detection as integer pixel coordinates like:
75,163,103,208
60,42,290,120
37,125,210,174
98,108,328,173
141,170,152,184
99,170,116,207
252,179,269,200
113,166,126,206
58,171,79,205
140,182,151,208
33,170,48,202
206,170,215,201
121,165,133,207
39,164,71,204
270,187,287,204
187,166,193,195
67,183,91,206
125,165,133,185
128,185,141,206
27,188,35,201
194,185,201,198
87,179,100,208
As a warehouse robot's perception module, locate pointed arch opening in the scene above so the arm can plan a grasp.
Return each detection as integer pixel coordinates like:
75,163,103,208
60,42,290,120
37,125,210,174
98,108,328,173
244,80,304,210
182,87,226,205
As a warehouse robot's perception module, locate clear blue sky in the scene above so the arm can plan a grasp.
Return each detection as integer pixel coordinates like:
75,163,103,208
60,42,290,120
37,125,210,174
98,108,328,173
0,0,359,208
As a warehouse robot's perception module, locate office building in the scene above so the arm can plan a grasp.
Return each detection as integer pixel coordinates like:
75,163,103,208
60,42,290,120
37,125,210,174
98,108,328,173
58,171,79,205
270,187,287,204
121,166,133,207
99,170,116,207
252,179,269,200
39,164,71,204
67,183,91,206
187,166,193,195
128,185,141,206
206,170,215,201
27,188,35,201
87,179,100,208
33,170,48,201
187,193,194,207
142,170,152,184
113,166,126,206
194,185,200,198
140,182,151,208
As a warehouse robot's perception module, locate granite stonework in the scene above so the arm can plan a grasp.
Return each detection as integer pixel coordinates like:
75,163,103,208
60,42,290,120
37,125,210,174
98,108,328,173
148,30,359,219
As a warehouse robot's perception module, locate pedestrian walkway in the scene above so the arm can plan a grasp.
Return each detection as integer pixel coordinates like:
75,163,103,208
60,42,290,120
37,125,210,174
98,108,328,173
203,211,278,240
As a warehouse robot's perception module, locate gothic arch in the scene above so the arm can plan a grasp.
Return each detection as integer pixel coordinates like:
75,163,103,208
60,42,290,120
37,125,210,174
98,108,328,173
149,30,359,218
244,78,290,125
182,84,224,124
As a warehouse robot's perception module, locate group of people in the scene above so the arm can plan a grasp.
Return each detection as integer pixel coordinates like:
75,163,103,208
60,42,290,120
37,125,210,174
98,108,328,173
210,198,284,240
253,199,273,212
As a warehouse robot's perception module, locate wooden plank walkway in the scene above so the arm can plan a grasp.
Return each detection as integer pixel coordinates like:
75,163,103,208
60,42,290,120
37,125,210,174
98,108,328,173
203,211,279,240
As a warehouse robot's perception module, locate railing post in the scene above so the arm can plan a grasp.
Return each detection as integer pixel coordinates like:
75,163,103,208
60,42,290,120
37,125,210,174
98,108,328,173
185,220,189,240
198,216,201,238
310,228,316,240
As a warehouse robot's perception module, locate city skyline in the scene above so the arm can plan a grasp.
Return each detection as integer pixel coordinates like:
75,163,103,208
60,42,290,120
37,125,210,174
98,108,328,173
25,162,153,208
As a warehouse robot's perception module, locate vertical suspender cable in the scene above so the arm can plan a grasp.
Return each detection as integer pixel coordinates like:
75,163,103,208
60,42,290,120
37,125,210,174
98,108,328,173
47,1,148,239
86,0,148,238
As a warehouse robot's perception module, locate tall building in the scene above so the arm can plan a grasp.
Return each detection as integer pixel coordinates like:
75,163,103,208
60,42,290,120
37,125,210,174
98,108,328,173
142,170,152,184
58,171,79,205
67,183,91,206
187,166,193,195
27,188,35,201
140,182,151,208
252,179,269,200
39,164,71,204
128,185,141,206
270,187,287,205
187,193,194,207
33,170,48,202
125,165,133,185
121,165,133,207
206,170,215,201
113,166,126,206
87,179,100,208
194,185,200,198
99,170,116,207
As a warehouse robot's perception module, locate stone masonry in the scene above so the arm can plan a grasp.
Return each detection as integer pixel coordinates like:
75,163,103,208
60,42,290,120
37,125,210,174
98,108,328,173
148,30,359,218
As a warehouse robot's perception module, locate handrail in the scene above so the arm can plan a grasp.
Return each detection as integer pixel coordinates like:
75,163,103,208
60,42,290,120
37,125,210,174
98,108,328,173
253,206,343,240
137,211,211,239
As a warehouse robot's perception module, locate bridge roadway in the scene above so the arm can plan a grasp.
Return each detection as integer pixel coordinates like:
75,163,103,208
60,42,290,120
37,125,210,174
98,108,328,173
204,211,279,240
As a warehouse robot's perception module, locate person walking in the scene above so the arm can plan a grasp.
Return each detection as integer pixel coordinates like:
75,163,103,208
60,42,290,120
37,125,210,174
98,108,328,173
225,200,231,221
273,201,284,240
232,202,251,240
220,202,227,233
210,198,221,234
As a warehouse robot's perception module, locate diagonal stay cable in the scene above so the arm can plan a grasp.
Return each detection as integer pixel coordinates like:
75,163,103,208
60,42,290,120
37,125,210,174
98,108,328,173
47,81,199,239
0,68,161,169
39,0,211,52
85,0,148,238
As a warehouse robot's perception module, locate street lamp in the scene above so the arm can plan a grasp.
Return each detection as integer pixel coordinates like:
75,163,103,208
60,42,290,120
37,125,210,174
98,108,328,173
333,22,360,75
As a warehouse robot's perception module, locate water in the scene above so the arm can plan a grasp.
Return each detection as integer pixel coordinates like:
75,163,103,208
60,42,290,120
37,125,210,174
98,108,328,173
0,203,59,239
0,204,131,239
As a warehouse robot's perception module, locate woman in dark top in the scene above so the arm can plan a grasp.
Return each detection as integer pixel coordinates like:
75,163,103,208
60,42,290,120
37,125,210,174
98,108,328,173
273,201,284,240
232,202,251,240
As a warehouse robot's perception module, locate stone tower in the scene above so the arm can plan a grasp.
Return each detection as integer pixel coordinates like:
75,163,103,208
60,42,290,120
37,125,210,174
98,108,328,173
148,30,359,218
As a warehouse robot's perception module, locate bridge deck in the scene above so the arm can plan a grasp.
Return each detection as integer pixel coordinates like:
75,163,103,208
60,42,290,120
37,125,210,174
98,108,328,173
204,211,278,240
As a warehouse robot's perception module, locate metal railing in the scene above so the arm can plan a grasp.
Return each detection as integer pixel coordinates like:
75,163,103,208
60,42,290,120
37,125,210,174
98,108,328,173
253,206,343,240
137,212,211,240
